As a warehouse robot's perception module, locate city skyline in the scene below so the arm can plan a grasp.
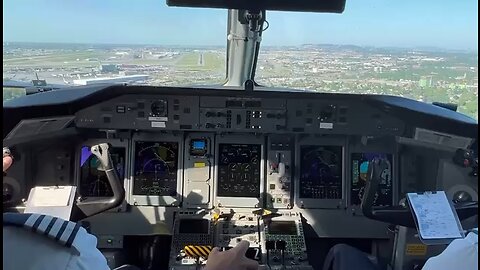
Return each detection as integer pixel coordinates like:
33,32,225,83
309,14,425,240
3,0,478,50
3,41,478,53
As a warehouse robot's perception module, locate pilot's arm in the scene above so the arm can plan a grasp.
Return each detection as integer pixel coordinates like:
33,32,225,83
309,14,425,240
422,229,478,270
3,213,111,270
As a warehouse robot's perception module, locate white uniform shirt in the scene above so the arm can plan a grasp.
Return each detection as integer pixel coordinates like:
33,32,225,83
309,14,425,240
422,229,478,270
3,213,110,270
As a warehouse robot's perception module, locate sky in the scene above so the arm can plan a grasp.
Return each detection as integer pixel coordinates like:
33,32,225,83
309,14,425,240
3,0,478,50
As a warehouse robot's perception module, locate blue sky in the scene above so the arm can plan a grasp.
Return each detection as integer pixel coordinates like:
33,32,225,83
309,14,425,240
3,0,478,50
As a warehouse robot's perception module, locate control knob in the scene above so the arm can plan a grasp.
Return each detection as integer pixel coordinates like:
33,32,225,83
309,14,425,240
151,100,168,117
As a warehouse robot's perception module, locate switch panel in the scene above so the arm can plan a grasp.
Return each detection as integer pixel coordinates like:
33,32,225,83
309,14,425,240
266,136,293,209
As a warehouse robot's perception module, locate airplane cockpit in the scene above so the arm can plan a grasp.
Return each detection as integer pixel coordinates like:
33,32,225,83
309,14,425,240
3,1,478,270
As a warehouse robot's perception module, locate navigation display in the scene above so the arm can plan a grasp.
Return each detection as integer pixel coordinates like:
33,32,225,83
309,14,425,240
133,141,179,196
351,153,393,207
299,145,343,199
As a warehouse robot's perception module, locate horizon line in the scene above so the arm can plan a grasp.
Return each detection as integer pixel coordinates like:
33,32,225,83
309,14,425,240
3,40,478,53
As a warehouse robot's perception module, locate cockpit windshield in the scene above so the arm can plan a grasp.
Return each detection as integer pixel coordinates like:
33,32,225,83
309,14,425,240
3,0,227,87
3,0,478,119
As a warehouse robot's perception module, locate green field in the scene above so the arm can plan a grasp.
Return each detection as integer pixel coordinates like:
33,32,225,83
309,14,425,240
3,87,26,102
3,51,225,71
3,52,107,66
129,58,175,65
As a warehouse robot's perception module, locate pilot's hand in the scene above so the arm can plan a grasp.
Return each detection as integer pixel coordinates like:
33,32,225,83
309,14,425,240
3,155,13,172
205,241,259,270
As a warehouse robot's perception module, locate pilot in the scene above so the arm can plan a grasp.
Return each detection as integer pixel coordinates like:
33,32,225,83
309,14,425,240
322,231,478,270
3,154,258,270
421,228,478,270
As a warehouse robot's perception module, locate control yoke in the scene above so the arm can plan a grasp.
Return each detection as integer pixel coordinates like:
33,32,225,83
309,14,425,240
73,143,125,222
361,158,478,228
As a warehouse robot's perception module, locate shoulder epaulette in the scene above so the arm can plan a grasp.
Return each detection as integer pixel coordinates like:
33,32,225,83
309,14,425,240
3,213,82,249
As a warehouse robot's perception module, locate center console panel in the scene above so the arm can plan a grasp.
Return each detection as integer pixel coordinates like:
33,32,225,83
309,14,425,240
169,212,214,268
215,212,262,249
262,212,310,269
168,210,312,269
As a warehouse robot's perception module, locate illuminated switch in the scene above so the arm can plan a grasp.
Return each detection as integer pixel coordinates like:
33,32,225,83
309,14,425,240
194,162,206,168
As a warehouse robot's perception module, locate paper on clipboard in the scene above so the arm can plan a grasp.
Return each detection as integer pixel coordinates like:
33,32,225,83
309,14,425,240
407,191,463,240
28,186,73,207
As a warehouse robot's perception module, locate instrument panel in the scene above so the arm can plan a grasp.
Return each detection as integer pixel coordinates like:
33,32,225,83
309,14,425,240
75,94,405,136
4,85,478,269
79,145,126,197
351,153,393,207
299,145,343,200
133,141,179,197
13,86,478,243
217,144,261,198
74,133,397,212
72,93,405,210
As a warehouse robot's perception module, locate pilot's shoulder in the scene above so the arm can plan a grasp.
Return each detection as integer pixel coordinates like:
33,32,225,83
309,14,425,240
3,213,86,250
4,213,111,270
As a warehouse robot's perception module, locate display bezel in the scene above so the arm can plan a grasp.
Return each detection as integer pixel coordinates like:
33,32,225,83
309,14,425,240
214,134,265,208
130,132,184,206
294,136,347,209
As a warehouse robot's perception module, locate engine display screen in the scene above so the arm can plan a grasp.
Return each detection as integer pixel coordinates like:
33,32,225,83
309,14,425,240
299,145,343,199
133,141,179,196
268,221,297,235
79,146,125,197
179,219,210,234
351,153,393,207
217,144,261,197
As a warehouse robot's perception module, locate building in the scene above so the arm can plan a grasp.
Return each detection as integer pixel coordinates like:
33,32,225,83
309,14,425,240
100,64,119,73
73,75,149,85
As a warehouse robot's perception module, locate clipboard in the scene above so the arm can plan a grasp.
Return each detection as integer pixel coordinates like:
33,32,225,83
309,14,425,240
24,186,77,221
406,191,465,245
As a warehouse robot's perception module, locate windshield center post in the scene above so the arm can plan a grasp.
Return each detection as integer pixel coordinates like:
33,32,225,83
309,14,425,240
224,9,266,88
